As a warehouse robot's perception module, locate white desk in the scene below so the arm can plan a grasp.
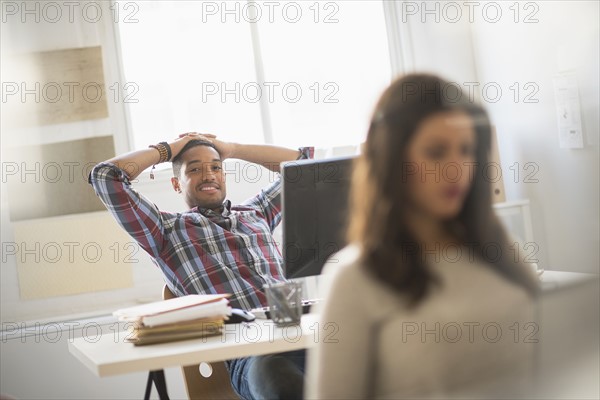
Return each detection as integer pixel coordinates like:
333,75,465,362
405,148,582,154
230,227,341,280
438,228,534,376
535,270,599,398
539,269,598,291
69,271,597,377
68,271,598,398
69,314,320,378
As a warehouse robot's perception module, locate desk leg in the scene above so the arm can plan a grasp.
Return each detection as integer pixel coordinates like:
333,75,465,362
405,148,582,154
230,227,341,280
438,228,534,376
144,370,170,400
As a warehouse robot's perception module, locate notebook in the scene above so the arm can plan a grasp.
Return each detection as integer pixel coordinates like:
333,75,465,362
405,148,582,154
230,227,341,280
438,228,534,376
114,294,231,327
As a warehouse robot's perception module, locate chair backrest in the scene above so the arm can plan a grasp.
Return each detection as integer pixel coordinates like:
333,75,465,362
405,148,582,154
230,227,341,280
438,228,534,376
161,285,239,399
162,285,176,300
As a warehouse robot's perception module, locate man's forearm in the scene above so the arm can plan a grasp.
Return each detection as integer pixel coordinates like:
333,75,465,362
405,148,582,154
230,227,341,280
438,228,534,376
103,148,160,180
103,137,196,180
228,144,300,173
102,134,301,178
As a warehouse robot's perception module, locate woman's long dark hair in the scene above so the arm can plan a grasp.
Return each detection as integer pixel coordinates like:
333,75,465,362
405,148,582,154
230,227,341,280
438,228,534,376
347,73,539,306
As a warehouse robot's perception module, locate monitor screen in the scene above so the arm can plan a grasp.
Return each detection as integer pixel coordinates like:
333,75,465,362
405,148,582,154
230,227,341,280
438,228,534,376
281,156,356,279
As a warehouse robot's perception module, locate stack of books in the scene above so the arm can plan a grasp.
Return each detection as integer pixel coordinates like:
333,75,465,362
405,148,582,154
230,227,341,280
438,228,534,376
113,294,231,345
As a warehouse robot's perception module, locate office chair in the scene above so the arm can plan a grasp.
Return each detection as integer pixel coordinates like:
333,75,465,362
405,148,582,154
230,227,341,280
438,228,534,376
162,285,240,400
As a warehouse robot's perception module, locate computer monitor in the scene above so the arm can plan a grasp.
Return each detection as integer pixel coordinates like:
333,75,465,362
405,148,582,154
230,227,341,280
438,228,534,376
281,156,356,279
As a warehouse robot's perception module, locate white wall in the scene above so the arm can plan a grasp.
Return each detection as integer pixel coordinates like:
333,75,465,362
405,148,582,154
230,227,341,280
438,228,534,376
0,3,189,398
470,1,599,273
0,0,154,326
1,318,188,400
399,1,599,273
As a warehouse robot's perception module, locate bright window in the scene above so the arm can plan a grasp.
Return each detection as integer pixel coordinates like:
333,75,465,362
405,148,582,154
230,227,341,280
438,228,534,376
257,1,392,148
118,0,391,150
118,1,265,148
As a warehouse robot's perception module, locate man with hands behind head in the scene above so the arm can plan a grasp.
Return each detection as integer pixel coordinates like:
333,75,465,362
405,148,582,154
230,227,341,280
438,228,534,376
89,132,313,400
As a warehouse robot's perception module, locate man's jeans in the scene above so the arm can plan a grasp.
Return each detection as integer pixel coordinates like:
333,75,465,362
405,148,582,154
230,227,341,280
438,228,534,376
225,349,306,400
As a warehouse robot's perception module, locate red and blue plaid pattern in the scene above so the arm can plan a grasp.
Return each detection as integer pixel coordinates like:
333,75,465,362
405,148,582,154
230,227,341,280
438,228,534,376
89,147,314,309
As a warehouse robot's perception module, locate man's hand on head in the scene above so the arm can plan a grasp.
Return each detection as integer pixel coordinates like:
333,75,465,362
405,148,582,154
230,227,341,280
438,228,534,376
175,132,236,160
171,135,301,173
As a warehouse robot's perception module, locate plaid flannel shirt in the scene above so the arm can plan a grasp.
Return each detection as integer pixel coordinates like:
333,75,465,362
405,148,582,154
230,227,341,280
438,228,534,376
89,146,314,309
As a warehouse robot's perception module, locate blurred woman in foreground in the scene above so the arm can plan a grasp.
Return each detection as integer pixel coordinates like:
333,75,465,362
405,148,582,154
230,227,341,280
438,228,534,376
305,74,540,399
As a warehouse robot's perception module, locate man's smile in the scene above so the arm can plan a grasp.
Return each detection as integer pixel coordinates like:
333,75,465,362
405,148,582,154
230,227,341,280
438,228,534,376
197,183,220,194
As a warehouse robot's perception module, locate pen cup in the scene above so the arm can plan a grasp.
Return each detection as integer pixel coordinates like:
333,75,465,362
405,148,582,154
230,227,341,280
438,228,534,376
264,281,303,327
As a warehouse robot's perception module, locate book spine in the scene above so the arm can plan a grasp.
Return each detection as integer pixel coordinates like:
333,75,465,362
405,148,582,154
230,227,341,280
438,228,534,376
142,300,230,327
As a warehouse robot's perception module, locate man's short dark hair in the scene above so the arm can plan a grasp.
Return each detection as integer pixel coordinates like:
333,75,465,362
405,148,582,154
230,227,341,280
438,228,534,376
172,139,220,177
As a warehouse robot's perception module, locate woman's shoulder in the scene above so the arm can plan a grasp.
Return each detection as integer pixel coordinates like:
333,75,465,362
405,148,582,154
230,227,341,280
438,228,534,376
318,244,406,317
322,243,361,271
320,243,370,288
